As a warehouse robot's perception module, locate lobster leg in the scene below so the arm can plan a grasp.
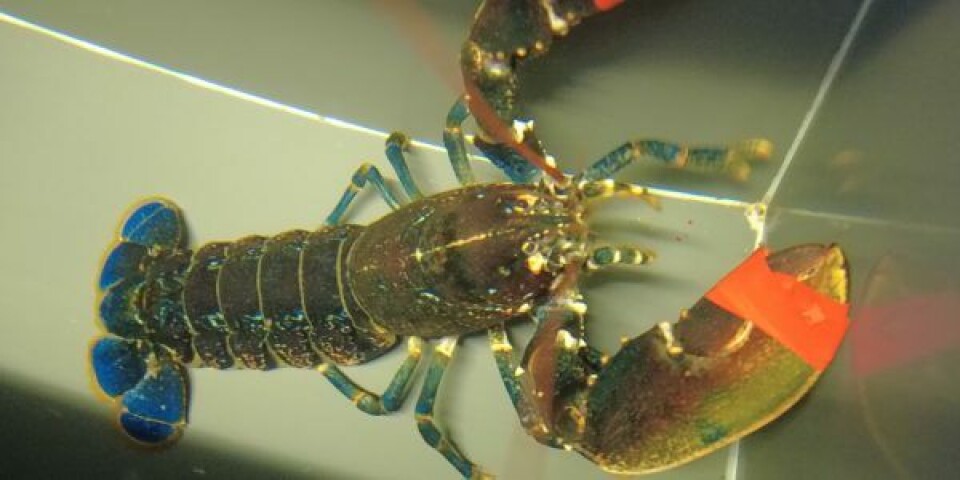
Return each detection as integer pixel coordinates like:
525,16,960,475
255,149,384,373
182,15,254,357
414,337,489,479
488,259,625,451
582,138,773,182
585,245,655,270
444,97,545,185
384,132,425,199
317,337,425,415
486,326,524,415
325,163,405,225
487,324,563,449
443,97,477,186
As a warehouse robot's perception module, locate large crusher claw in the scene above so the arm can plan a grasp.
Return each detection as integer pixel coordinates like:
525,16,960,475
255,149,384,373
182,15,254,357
518,244,850,473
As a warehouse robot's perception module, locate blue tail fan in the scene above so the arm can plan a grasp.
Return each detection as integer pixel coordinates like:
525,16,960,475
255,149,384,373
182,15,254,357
91,337,147,397
97,198,186,338
99,242,148,291
118,412,180,445
120,200,185,249
118,358,189,444
99,277,146,338
93,198,191,445
90,337,190,445
99,199,186,291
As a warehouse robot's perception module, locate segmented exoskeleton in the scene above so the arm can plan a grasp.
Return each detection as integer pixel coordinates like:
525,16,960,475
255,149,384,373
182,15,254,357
91,1,851,478
93,208,398,442
451,2,850,476
92,120,842,478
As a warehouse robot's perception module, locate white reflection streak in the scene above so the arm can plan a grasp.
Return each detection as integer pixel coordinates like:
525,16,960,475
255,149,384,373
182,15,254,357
781,207,960,235
734,0,878,478
0,10,448,156
726,441,741,480
1,10,759,212
645,187,750,209
760,0,877,206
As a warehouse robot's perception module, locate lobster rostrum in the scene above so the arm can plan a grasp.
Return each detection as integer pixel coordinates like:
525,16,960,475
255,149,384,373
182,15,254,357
89,1,851,478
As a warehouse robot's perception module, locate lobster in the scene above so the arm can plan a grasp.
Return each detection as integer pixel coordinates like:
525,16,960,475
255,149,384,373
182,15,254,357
89,1,851,478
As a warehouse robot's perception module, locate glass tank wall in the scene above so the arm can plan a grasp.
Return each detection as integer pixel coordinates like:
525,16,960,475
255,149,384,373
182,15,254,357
1,1,957,478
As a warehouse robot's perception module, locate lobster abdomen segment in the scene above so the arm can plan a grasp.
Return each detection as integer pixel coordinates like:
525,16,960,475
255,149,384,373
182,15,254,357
194,225,398,369
182,242,234,369
260,230,320,368
301,225,397,365
217,235,274,369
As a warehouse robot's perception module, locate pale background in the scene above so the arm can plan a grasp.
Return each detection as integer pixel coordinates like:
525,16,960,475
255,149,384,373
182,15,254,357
1,1,957,479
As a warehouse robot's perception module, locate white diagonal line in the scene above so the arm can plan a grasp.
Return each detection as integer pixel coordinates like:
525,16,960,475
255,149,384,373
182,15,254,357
732,1,878,478
761,0,877,205
0,10,446,156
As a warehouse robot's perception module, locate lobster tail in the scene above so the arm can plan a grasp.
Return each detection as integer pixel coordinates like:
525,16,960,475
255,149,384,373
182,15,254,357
92,199,191,445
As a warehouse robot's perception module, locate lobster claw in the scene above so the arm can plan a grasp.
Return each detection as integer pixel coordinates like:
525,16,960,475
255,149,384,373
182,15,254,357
461,0,611,139
519,244,850,473
520,293,600,447
461,0,549,145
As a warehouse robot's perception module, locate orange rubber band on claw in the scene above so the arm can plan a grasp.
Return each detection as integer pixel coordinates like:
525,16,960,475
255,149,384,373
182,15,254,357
705,248,850,371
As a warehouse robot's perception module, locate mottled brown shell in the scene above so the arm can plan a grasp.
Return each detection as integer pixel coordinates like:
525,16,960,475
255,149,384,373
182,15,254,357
347,183,579,337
